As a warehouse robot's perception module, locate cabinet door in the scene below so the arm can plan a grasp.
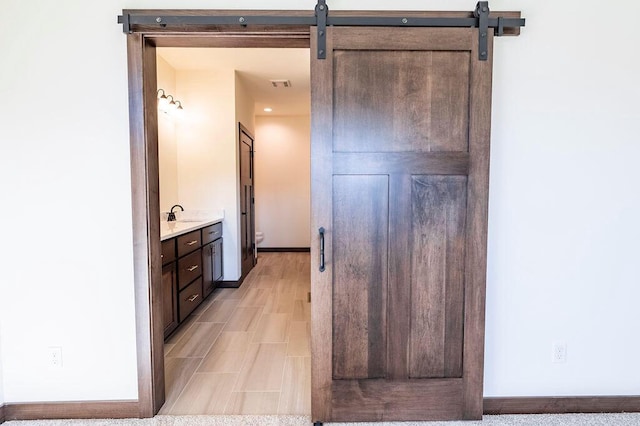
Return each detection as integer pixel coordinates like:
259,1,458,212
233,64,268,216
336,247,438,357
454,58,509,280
202,242,214,299
213,238,223,282
162,262,178,337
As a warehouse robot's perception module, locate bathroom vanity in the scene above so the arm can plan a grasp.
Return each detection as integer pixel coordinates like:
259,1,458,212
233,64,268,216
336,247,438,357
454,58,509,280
160,217,223,338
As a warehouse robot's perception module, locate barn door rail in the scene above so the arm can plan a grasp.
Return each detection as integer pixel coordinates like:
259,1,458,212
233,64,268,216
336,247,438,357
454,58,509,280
118,1,525,61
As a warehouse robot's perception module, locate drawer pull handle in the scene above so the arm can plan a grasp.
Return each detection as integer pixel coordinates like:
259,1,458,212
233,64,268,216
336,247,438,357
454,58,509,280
186,240,198,246
187,265,199,272
187,294,199,302
208,231,218,235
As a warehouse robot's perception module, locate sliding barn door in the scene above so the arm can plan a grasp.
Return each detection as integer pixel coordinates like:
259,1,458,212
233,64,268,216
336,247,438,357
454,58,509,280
310,26,493,422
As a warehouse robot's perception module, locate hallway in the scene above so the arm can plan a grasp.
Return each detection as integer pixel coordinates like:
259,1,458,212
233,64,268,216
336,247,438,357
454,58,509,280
159,252,311,415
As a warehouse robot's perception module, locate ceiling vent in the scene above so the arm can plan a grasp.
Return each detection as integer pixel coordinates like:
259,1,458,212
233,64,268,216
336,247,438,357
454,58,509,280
270,79,292,88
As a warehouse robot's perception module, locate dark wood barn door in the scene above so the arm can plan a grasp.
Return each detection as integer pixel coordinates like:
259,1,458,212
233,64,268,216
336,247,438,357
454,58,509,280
239,124,256,279
311,26,494,422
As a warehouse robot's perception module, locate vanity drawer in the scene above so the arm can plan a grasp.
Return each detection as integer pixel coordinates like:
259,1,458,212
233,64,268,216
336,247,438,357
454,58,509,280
178,249,202,290
177,230,201,257
178,277,203,322
202,222,223,244
161,239,176,265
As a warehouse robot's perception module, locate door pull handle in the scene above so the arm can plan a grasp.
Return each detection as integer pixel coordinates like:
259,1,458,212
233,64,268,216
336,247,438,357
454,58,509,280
319,227,325,272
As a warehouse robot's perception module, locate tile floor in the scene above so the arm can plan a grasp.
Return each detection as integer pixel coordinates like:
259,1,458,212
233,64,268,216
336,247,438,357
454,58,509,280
159,252,311,415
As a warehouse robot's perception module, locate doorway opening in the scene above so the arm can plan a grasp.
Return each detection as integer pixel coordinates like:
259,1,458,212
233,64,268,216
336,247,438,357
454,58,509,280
152,45,312,415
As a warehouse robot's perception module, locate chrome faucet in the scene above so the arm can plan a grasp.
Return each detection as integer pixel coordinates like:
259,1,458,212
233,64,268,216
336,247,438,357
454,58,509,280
167,204,184,221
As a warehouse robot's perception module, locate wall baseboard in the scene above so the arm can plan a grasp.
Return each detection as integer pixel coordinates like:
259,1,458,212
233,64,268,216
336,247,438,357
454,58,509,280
2,396,639,421
484,396,640,415
257,247,310,253
218,280,241,288
3,400,139,421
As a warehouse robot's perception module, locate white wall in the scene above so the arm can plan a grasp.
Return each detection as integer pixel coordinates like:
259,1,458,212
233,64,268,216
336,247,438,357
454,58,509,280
157,56,179,213
483,0,640,396
255,116,311,248
175,69,242,280
235,74,256,137
0,0,638,406
0,1,139,403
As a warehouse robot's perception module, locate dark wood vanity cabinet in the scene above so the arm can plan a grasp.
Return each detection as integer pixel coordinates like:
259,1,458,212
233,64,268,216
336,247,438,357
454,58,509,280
162,221,223,339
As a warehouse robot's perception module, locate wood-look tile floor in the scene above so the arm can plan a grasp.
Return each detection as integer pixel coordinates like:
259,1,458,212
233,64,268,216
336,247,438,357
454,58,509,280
159,252,311,415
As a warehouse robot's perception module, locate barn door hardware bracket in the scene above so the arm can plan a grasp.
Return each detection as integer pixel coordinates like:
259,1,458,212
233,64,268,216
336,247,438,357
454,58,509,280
121,13,131,34
475,1,490,60
118,1,525,61
315,0,328,59
497,16,505,36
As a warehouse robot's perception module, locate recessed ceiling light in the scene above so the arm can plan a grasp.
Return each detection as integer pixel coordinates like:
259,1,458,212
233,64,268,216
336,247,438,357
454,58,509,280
263,107,273,112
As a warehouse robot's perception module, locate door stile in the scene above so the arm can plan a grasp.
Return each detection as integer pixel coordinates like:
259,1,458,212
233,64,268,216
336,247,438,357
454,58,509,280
462,29,494,419
387,173,412,379
310,26,334,423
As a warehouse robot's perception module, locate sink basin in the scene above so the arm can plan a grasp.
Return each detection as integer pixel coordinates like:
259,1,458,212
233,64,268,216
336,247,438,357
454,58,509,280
175,219,203,223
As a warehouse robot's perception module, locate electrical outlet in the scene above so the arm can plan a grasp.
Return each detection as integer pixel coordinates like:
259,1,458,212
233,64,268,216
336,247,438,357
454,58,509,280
49,346,63,368
552,342,567,363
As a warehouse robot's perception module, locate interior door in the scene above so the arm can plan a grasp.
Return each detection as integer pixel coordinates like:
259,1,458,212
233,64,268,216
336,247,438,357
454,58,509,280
311,26,494,422
239,124,256,279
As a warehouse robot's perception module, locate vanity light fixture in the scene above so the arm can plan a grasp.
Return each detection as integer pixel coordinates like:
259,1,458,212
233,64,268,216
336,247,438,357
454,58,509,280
157,88,184,114
263,107,273,112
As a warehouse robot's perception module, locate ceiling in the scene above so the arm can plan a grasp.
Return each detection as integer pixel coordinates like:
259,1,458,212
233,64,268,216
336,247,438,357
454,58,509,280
157,48,310,116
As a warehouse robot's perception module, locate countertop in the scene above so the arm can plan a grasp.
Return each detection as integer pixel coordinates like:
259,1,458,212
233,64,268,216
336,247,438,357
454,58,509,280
160,216,224,241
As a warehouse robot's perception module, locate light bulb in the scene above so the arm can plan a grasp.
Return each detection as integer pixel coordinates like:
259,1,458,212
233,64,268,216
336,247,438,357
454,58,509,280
158,95,170,112
174,101,184,117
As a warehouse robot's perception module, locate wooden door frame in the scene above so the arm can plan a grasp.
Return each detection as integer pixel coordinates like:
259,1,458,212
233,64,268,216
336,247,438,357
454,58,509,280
124,8,522,417
126,24,311,416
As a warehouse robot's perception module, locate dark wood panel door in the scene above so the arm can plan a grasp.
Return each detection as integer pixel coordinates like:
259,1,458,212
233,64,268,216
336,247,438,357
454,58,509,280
239,124,256,279
311,26,494,422
202,242,214,298
213,238,223,282
202,238,224,298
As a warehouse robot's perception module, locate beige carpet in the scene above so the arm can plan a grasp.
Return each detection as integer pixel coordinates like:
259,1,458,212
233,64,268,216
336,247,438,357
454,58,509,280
5,413,640,425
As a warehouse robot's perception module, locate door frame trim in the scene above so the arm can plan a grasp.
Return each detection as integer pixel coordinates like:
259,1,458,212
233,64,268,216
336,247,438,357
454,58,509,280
126,26,312,416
